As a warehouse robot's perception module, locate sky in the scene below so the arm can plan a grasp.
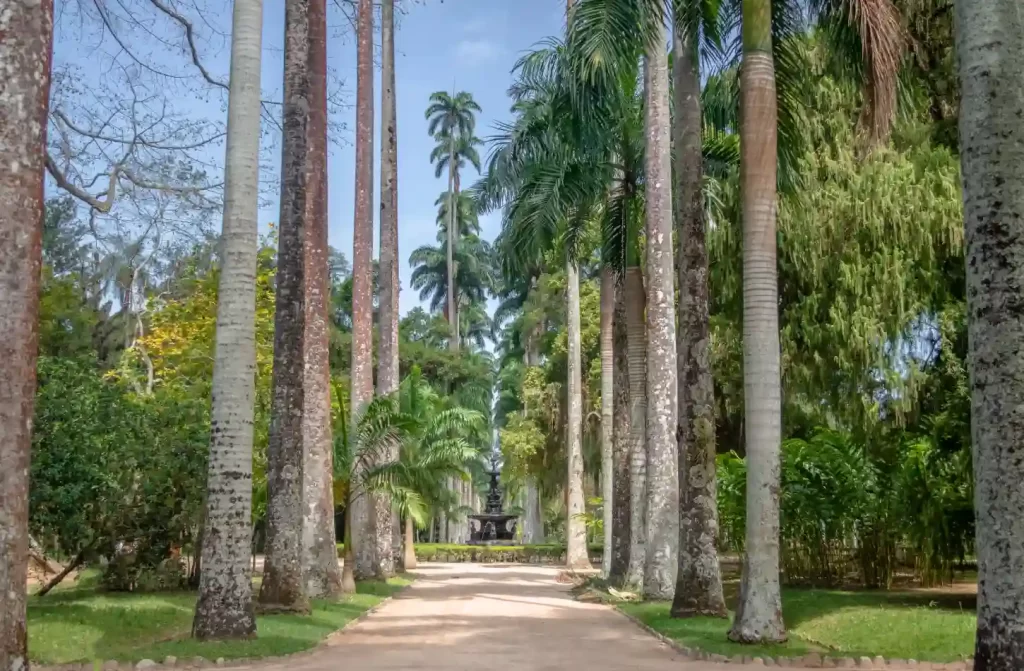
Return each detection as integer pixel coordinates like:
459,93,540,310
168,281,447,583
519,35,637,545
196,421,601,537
50,0,566,317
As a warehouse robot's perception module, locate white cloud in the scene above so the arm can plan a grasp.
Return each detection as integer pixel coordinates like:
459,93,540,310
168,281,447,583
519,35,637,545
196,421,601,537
454,38,502,64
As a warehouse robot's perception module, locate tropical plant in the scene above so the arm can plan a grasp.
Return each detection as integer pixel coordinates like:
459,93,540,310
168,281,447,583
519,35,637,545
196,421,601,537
408,232,494,317
192,0,265,637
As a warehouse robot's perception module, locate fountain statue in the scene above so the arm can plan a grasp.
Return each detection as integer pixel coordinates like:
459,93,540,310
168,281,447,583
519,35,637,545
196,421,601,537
468,455,517,544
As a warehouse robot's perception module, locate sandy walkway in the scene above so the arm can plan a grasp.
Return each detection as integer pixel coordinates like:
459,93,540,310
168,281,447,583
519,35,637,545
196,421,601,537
241,563,821,671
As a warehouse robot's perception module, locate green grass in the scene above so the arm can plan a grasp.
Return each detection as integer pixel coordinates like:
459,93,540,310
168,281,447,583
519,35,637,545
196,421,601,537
621,587,976,663
28,571,411,665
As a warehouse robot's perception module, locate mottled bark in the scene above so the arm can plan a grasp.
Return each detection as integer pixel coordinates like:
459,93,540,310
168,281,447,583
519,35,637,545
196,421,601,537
372,0,400,579
956,3,1024,669
671,26,727,619
624,266,647,591
349,0,376,581
340,496,356,594
641,42,679,601
609,279,632,584
0,3,53,666
600,268,615,576
403,516,417,570
300,0,342,600
260,0,311,615
522,477,544,543
729,0,786,642
193,0,262,639
566,262,593,570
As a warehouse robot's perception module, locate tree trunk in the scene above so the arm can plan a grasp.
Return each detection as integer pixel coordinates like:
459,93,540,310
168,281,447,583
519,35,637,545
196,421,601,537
566,261,592,570
301,0,342,600
349,0,376,581
0,6,52,667
522,477,544,543
609,277,632,584
624,266,647,590
403,516,417,570
36,548,88,598
641,40,680,601
260,0,312,615
729,0,786,644
341,497,356,594
957,3,1024,669
671,24,727,619
192,0,262,638
446,143,459,352
600,267,615,577
372,0,399,579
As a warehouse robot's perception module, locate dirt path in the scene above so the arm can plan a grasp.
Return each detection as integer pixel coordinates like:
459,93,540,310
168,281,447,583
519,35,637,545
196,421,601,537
239,563,818,671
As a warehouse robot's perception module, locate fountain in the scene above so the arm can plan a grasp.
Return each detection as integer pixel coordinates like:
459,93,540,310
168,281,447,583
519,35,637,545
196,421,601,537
468,455,517,544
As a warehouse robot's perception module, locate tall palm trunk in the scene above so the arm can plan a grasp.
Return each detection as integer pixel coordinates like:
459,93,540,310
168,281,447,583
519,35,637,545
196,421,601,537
446,142,459,351
957,3,1024,669
624,266,647,590
641,36,680,601
671,24,727,619
729,0,786,644
403,516,418,570
0,2,53,664
566,261,592,570
372,0,399,579
259,0,312,614
609,276,632,584
301,0,342,600
193,0,263,638
600,268,615,576
349,0,376,580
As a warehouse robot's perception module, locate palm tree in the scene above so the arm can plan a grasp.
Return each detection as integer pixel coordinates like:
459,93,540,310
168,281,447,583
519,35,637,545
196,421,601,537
599,267,615,577
425,90,483,351
259,0,313,615
408,233,493,317
302,0,343,600
349,0,376,580
956,2,1024,668
435,191,481,237
0,2,54,664
192,0,264,639
374,0,399,579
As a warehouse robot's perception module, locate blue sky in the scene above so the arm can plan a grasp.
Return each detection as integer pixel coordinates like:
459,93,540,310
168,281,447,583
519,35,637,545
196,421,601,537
272,0,566,314
51,0,566,316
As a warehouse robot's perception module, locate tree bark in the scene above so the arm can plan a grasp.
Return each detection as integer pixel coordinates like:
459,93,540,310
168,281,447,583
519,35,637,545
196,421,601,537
0,6,52,667
609,277,632,584
373,0,400,580
671,23,727,619
193,0,262,638
624,266,647,590
349,0,376,581
641,40,680,601
403,516,417,570
341,497,356,594
260,0,312,615
729,0,786,643
566,261,592,570
35,548,88,598
956,2,1024,669
301,0,342,600
522,477,544,543
600,267,615,577
446,141,459,351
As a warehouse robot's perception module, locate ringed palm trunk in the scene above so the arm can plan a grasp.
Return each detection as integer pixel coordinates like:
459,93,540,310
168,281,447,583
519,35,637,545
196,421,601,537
729,0,786,644
301,0,342,600
600,267,615,576
566,261,592,570
624,265,647,590
193,0,263,638
349,0,376,580
260,0,313,614
372,0,399,579
957,3,1024,669
671,24,727,619
0,2,53,664
446,145,459,352
641,38,680,601
609,276,632,584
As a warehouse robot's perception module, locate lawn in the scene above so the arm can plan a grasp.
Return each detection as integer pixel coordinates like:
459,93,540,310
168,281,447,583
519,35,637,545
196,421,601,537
28,572,411,665
621,586,976,663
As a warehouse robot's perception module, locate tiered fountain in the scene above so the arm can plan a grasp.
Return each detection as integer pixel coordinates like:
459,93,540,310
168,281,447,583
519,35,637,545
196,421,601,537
467,456,517,544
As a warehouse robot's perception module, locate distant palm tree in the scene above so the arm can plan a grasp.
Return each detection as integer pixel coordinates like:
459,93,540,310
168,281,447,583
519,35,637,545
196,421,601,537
425,90,482,351
435,191,481,237
192,0,264,640
408,233,493,317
